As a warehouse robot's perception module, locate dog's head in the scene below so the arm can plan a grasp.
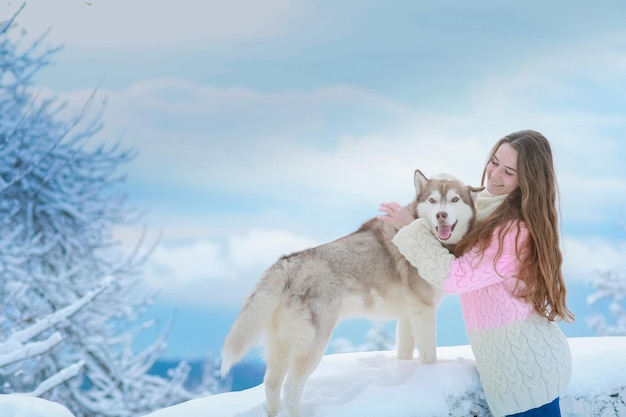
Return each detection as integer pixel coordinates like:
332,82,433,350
413,169,483,246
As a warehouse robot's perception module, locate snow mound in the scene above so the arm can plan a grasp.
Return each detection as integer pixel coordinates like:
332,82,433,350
0,394,75,417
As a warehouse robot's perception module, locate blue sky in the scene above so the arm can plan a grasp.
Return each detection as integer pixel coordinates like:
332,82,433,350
5,0,626,359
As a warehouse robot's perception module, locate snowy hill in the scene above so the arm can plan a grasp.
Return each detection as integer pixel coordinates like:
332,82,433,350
141,337,626,417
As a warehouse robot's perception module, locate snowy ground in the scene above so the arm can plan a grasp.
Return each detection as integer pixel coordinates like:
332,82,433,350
141,336,626,417
2,336,625,417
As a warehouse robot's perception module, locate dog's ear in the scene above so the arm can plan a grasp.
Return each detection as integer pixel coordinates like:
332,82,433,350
414,169,428,194
467,185,485,202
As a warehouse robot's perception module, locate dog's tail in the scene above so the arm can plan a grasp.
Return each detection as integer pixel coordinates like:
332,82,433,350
220,260,288,377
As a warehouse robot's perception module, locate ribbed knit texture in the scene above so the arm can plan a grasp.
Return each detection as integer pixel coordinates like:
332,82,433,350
469,316,571,416
474,190,508,221
393,194,572,417
393,218,454,290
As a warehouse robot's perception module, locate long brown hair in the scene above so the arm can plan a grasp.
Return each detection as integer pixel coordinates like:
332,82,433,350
454,130,574,322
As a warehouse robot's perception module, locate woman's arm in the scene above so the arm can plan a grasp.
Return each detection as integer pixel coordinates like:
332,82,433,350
392,218,454,289
393,219,527,294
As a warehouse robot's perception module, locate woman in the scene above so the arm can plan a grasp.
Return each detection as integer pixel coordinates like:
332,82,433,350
379,130,574,417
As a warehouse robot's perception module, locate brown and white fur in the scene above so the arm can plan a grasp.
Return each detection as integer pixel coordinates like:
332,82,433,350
220,170,483,417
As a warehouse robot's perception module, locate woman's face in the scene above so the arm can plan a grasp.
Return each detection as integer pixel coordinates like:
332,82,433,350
486,142,519,196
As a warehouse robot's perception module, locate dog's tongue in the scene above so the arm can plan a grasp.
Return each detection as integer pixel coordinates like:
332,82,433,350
437,225,452,240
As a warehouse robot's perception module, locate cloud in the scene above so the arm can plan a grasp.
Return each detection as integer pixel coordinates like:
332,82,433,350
52,39,625,215
53,78,437,203
228,228,319,270
55,60,626,251
141,228,319,307
35,9,626,222
563,236,626,283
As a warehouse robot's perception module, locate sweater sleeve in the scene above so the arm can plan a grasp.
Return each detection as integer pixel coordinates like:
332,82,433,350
392,218,454,290
393,218,528,294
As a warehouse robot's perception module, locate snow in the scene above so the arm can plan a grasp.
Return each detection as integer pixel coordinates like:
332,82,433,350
3,336,625,417
0,394,75,417
138,336,626,417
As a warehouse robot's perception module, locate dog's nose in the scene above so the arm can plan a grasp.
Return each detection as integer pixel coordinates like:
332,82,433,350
436,211,448,221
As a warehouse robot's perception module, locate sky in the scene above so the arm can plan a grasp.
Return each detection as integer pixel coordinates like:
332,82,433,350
2,1,626,359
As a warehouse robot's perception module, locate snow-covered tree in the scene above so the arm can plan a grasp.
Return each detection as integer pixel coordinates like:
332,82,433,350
0,9,220,416
587,269,626,336
331,321,396,353
0,278,111,397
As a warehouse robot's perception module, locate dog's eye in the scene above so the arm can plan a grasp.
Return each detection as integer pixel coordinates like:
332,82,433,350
429,198,436,203
452,197,459,202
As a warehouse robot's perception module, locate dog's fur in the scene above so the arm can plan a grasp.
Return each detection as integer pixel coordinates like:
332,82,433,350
220,170,482,417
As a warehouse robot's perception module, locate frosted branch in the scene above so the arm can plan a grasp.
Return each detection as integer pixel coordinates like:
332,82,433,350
7,277,113,345
0,332,63,367
28,360,85,397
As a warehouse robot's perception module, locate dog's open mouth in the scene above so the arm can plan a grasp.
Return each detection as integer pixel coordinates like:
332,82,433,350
436,221,457,241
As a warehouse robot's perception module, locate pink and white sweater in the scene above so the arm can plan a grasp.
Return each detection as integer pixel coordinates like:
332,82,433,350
392,195,571,417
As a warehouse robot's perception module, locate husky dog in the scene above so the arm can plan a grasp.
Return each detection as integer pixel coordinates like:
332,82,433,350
221,170,482,417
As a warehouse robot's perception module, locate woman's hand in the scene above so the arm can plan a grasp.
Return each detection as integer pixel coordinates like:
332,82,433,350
377,201,416,230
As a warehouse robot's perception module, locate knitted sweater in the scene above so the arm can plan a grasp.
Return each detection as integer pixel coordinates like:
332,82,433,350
392,192,571,417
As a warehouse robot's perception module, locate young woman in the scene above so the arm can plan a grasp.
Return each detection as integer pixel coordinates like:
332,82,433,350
379,130,574,417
